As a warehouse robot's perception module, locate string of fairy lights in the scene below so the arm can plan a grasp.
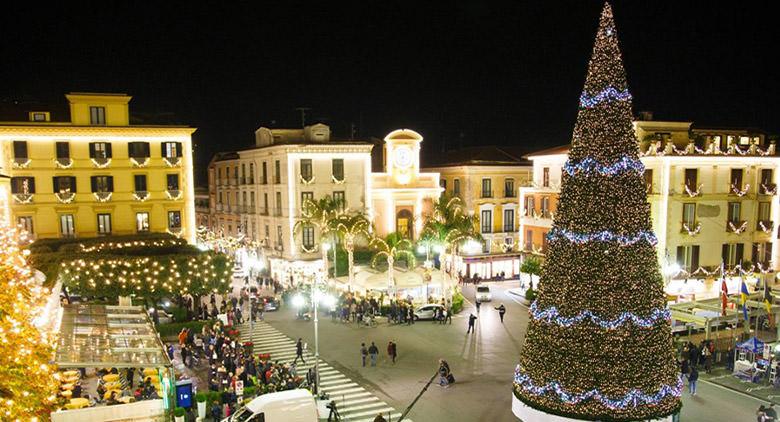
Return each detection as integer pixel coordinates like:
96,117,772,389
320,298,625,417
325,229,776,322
0,222,58,420
514,3,681,421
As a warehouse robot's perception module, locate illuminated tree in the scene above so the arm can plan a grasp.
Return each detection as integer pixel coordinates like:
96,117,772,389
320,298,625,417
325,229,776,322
293,195,345,279
513,3,681,421
333,212,371,290
370,232,416,296
421,194,481,275
0,223,57,420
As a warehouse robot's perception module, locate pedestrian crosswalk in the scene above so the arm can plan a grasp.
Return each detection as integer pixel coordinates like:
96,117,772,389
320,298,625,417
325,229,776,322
239,321,410,422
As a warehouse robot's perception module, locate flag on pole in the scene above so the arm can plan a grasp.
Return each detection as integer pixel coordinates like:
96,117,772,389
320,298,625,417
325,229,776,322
764,279,774,327
721,277,729,316
740,278,750,321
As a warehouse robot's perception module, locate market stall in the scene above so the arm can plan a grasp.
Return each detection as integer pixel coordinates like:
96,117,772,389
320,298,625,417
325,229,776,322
734,337,768,383
50,304,175,422
345,266,453,302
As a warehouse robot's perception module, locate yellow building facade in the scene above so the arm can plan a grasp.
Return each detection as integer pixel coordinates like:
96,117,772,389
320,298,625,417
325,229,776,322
423,147,532,278
0,93,197,242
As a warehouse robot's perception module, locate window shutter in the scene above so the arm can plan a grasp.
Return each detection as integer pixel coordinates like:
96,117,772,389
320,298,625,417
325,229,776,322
128,142,137,158
176,142,183,157
143,142,150,157
692,245,700,270
28,178,35,193
676,246,684,266
108,176,114,192
90,176,97,193
89,143,96,158
70,176,77,193
736,243,744,264
105,143,113,158
52,177,59,192
722,244,729,266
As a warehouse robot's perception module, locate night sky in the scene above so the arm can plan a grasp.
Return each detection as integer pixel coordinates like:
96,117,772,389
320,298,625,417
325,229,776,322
2,2,778,184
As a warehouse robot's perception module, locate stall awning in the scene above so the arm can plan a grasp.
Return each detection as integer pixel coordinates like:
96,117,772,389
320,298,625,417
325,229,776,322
737,337,765,354
55,304,172,369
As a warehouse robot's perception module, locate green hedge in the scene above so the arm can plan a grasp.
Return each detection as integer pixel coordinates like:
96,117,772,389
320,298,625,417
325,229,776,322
451,291,465,314
525,287,537,302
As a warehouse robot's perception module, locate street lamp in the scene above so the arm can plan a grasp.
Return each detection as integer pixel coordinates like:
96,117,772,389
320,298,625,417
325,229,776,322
295,287,335,395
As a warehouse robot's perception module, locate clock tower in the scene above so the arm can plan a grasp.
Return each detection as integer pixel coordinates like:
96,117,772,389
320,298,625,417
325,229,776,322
370,129,442,240
385,129,422,185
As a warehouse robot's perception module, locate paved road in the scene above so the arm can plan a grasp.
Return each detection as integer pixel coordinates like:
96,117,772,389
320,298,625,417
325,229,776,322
257,281,761,421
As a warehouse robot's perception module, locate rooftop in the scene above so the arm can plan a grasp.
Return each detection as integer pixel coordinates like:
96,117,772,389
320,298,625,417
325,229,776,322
425,146,532,167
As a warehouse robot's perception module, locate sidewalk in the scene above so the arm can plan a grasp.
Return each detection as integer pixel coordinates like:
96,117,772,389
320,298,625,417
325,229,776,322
700,366,780,405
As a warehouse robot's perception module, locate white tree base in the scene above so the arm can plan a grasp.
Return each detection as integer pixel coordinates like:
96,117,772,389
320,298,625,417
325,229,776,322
512,393,673,422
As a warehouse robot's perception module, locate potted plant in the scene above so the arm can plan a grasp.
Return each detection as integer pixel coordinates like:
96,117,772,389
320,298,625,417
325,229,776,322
195,392,208,419
173,407,186,422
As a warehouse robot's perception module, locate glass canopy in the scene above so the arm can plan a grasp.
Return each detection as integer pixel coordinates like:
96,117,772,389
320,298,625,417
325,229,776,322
55,304,172,368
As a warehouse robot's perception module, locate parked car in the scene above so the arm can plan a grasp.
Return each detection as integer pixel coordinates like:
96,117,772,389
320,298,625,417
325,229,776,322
414,304,445,321
261,296,279,312
476,285,492,302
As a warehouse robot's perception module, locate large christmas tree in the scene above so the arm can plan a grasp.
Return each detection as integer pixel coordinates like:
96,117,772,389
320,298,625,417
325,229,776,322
514,3,682,421
0,223,58,420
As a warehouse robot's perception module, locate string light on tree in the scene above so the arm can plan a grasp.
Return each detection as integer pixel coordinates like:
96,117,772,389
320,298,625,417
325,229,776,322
513,3,681,421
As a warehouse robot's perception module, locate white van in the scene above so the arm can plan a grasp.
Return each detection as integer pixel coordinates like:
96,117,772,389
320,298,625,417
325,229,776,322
476,285,492,302
224,389,323,422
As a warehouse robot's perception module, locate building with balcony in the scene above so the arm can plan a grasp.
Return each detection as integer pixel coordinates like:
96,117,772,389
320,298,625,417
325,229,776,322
519,119,780,299
423,146,532,278
208,126,441,285
0,93,196,242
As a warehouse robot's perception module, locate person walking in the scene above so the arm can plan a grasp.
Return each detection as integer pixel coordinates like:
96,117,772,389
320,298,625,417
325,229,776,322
467,313,477,334
373,414,387,422
475,299,481,312
387,341,397,364
368,342,379,367
361,343,368,367
293,338,306,365
445,306,452,324
688,367,699,396
495,304,506,323
766,403,778,421
438,359,452,387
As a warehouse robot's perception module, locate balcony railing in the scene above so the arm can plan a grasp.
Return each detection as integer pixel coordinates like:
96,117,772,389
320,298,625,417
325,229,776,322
165,190,183,200
726,220,748,234
729,183,750,197
683,183,703,197
12,193,34,204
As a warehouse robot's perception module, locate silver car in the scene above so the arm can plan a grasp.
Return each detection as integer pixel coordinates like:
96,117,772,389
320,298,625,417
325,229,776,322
414,304,445,321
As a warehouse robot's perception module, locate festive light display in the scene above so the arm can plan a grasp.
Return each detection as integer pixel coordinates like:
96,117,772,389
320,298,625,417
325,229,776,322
514,368,682,410
562,156,644,176
77,237,186,253
514,4,681,421
90,158,111,168
529,301,670,329
578,87,632,108
0,222,58,420
547,227,657,246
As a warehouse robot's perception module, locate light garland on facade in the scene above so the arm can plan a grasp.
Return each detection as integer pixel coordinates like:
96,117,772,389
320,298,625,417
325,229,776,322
133,191,150,202
547,227,658,246
761,183,777,195
684,183,703,197
727,221,748,234
166,228,184,238
12,193,34,204
563,156,644,176
759,220,774,233
93,192,112,202
55,191,76,204
12,158,31,169
165,190,183,200
164,156,182,167
130,157,150,167
578,87,632,108
730,183,750,197
529,301,670,329
514,368,682,410
299,174,316,185
78,238,186,253
331,175,345,185
681,221,701,236
54,158,73,169
640,140,776,157
90,158,111,168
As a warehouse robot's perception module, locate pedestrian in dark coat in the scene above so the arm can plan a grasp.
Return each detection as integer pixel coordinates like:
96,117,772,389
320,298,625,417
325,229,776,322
495,304,506,323
387,341,397,364
467,313,477,333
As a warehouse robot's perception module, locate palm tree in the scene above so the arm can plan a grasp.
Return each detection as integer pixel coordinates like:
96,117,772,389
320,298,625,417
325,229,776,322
421,194,482,276
333,212,371,290
370,232,416,297
293,195,345,279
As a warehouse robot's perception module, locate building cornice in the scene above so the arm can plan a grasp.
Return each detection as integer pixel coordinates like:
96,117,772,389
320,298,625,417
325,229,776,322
0,125,196,137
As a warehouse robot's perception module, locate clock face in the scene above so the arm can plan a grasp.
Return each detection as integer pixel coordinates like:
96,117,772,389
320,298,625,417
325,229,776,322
394,146,413,169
